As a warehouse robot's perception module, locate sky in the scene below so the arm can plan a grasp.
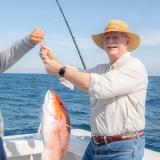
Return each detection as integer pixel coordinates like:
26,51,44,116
0,0,160,75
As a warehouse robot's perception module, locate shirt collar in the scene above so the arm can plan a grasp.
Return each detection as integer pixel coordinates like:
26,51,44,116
109,52,131,69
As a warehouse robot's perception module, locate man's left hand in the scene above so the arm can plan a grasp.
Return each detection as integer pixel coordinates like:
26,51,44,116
30,28,45,45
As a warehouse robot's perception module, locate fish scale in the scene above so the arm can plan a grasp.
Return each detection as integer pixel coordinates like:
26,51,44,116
41,90,71,160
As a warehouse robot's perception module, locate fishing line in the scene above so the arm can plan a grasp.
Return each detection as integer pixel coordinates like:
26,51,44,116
55,0,87,70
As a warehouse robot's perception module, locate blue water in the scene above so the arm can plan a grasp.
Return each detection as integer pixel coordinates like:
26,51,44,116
0,73,159,152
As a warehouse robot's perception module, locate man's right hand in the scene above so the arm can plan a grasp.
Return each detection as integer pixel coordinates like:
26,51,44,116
39,44,63,75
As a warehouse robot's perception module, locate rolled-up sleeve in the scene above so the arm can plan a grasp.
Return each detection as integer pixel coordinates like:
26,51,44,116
89,61,148,99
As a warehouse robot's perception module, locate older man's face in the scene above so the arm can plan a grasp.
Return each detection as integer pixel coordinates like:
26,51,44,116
103,32,129,59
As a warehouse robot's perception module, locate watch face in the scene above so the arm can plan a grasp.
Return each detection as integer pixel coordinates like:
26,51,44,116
60,69,65,76
59,67,66,77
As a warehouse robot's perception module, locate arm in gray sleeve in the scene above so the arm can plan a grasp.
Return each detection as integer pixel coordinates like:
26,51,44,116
0,34,35,72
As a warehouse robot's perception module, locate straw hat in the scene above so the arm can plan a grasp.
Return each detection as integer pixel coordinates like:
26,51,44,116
92,19,140,51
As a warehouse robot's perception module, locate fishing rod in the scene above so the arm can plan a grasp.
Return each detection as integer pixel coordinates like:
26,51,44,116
55,0,87,70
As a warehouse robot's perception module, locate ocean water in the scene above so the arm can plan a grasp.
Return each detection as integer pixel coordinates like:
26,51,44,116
0,73,159,152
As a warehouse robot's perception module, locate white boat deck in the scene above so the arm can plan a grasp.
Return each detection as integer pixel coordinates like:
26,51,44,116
2,129,160,160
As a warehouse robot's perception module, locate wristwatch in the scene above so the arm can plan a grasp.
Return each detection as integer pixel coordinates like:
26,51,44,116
59,66,67,77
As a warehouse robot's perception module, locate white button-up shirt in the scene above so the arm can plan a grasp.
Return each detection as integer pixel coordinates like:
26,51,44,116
88,52,148,136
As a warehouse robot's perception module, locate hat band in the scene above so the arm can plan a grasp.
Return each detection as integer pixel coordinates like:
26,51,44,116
105,28,128,33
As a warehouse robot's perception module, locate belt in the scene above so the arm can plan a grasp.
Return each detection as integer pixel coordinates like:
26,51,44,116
92,130,144,144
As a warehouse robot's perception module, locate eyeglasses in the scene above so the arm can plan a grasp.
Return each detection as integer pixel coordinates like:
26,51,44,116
103,32,129,42
103,36,121,42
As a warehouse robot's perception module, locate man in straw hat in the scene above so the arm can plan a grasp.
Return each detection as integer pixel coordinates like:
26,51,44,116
40,19,148,160
0,28,44,160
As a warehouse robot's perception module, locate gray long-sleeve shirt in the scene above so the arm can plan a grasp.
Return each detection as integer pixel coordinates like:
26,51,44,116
0,34,35,136
0,34,35,72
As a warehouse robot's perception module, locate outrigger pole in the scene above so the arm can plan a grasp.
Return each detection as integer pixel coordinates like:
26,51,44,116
55,0,87,69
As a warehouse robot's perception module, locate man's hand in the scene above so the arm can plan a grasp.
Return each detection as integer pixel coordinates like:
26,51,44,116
39,44,90,92
30,28,44,45
39,44,63,75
